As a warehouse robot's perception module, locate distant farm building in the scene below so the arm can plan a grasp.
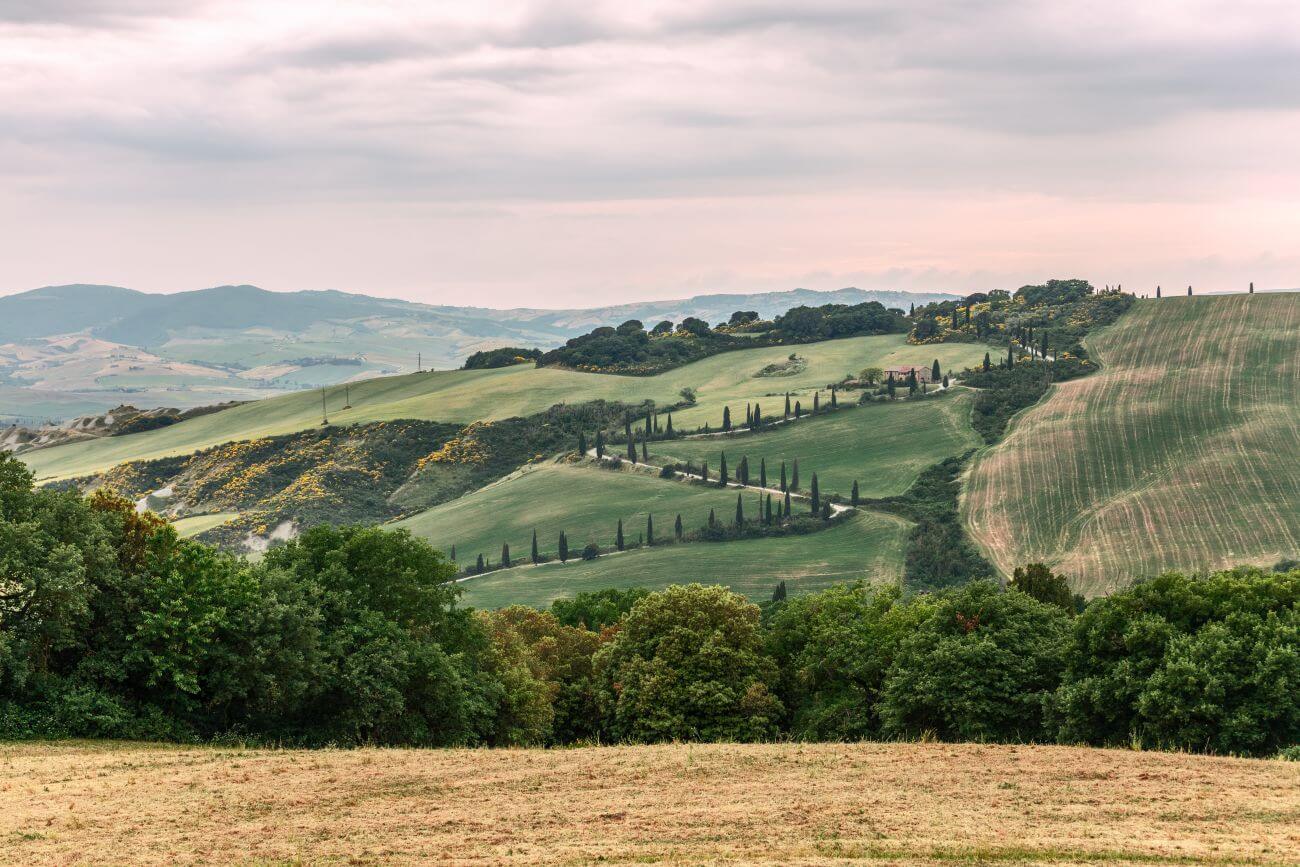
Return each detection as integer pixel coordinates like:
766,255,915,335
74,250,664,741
886,365,932,383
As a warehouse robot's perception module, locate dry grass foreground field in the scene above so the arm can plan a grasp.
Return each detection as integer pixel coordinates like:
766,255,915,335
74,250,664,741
1,742,1297,865
964,293,1300,596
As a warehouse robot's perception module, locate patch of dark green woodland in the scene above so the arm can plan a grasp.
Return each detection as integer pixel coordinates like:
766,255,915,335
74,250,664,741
961,356,1098,443
909,278,1134,359
3,457,1295,756
863,453,996,594
536,301,907,375
461,346,543,369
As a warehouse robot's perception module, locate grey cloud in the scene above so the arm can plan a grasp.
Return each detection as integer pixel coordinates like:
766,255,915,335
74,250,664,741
0,0,204,26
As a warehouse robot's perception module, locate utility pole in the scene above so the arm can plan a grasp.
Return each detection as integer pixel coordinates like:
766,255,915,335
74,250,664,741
321,387,328,426
417,352,422,373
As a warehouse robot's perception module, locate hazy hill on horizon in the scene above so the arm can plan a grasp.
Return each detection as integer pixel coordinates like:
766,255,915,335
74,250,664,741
0,283,955,423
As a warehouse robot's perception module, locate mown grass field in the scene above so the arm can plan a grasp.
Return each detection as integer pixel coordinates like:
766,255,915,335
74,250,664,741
395,461,762,568
1,741,1295,866
22,335,987,483
964,293,1300,596
653,390,979,500
169,512,239,538
459,511,910,609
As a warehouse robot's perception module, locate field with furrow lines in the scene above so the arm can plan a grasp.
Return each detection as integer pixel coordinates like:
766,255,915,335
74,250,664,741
964,293,1300,595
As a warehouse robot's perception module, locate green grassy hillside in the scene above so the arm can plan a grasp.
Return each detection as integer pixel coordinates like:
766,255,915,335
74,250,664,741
395,461,771,566
652,392,980,500
964,293,1300,595
23,335,987,482
459,511,909,609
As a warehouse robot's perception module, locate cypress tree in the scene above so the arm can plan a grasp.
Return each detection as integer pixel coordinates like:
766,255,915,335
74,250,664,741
810,473,820,513
830,386,837,408
751,402,760,429
784,392,791,419
675,513,683,540
595,430,605,459
887,377,896,399
931,359,941,382
760,458,767,489
641,434,648,462
627,435,637,463
1156,285,1162,298
851,480,860,506
645,414,653,441
719,452,729,486
665,413,674,436
745,404,752,426
772,580,787,602
813,391,820,413
780,461,787,491
1187,285,1193,296
738,456,749,485
942,373,949,388
501,543,511,568
625,419,632,443
616,518,625,551
578,431,587,456
1249,281,1255,294
909,301,915,315
765,493,773,524
653,413,660,434
983,352,991,372
531,530,539,564
821,501,831,519
646,514,654,545
558,532,568,563
722,406,731,432
1007,344,1015,368
791,459,799,490
450,544,456,561
476,553,484,573
794,400,802,418
907,369,918,395
708,508,717,529
783,489,792,518
735,492,744,527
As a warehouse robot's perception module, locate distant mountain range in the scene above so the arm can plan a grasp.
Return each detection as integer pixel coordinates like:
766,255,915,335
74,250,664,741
0,283,956,422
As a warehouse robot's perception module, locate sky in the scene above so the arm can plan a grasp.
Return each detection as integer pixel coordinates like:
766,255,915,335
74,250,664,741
1,0,1298,306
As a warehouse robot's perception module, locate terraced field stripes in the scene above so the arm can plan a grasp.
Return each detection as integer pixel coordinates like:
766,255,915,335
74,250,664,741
963,293,1300,596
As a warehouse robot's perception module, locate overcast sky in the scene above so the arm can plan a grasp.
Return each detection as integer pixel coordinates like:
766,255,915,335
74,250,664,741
1,0,1297,305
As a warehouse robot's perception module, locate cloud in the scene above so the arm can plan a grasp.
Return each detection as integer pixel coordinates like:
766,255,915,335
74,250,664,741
0,0,1298,302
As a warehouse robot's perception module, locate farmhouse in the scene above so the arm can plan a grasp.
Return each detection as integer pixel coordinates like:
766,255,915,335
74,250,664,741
886,365,932,383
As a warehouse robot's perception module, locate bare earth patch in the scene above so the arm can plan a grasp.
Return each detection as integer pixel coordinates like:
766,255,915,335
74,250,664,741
1,741,1297,865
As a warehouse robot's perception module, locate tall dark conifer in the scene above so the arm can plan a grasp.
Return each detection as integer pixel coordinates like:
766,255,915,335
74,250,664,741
616,519,625,551
810,474,820,513
665,413,674,436
646,514,654,545
760,458,767,489
765,493,773,525
627,436,637,463
931,359,941,382
780,461,787,492
675,513,683,540
501,543,511,568
531,530,539,564
784,392,791,419
719,452,729,486
983,352,991,372
752,402,761,428
813,391,820,413
595,430,605,459
738,456,749,485
722,406,731,431
476,553,485,573
851,480,860,506
578,431,587,456
792,459,800,490
558,532,568,562
735,492,744,527
783,489,792,518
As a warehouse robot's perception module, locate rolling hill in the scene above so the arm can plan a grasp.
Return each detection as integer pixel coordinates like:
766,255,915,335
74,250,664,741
0,283,955,423
964,292,1300,595
21,334,988,482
